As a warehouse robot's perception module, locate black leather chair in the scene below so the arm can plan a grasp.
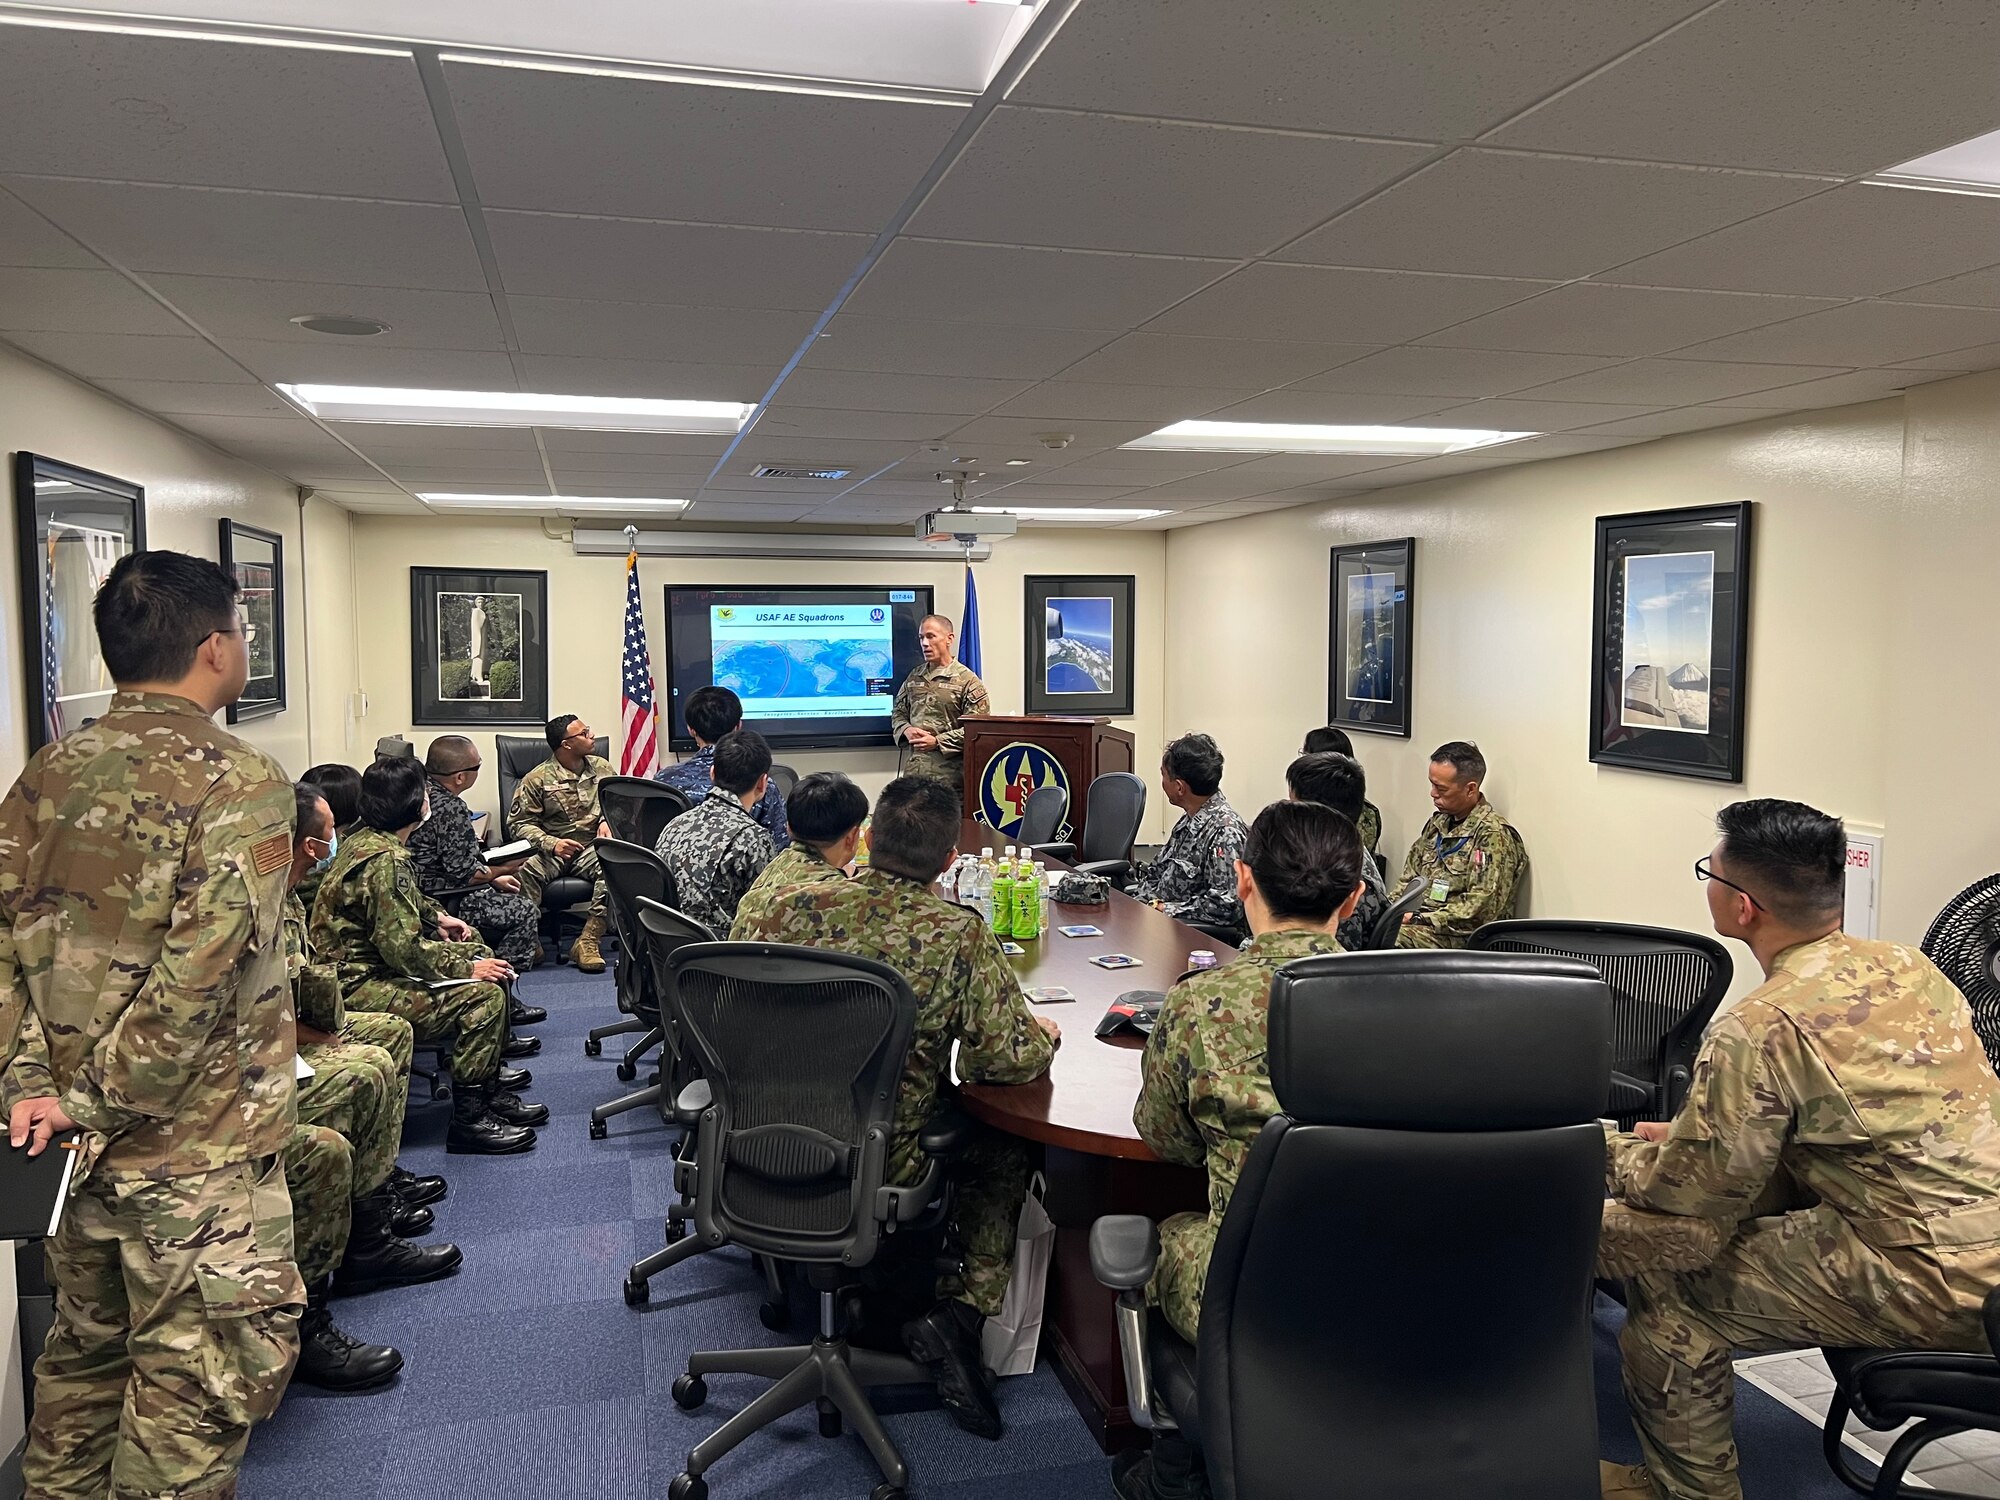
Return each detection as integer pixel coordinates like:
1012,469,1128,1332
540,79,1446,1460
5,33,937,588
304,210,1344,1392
1092,949,1611,1500
767,762,799,800
1469,920,1732,1126
1032,770,1146,886
496,733,608,952
598,776,690,852
587,840,678,1134
1017,783,1069,849
1367,876,1427,950
652,942,962,1500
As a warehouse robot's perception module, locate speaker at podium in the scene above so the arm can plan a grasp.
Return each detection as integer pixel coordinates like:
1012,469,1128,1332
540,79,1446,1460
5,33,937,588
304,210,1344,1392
960,715,1136,847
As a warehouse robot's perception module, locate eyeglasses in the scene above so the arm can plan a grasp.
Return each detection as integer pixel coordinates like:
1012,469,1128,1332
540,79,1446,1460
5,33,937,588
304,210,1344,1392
1694,856,1763,911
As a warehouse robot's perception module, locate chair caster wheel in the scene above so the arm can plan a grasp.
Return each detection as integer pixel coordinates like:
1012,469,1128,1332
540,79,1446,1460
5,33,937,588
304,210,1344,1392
871,1486,905,1500
760,1299,788,1332
583,1037,602,1057
616,1061,637,1082
672,1374,707,1410
623,1275,650,1307
818,1401,841,1438
664,1217,686,1244
669,1473,707,1500
589,1119,608,1140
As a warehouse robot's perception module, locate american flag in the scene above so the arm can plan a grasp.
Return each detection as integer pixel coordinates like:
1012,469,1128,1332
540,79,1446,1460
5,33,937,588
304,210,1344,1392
618,545,659,778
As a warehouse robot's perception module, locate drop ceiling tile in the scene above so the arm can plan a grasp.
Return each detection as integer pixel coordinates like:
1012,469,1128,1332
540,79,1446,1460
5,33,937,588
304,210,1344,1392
1427,397,1661,431
446,60,959,231
1144,264,1556,344
991,382,1257,423
1886,265,2000,310
167,412,356,454
1573,407,1768,437
943,415,1157,450
5,329,251,381
1280,150,1819,280
685,501,820,522
0,190,96,267
572,479,722,498
148,275,508,350
91,379,297,417
5,178,485,290
1203,390,1461,424
1709,368,1948,409
913,105,1427,258
986,482,1149,503
1414,284,1838,356
1132,471,1339,504
1892,342,2000,372
227,338,520,389
542,429,734,458
729,435,915,468
1509,357,1851,406
328,423,541,455
0,267,186,336
761,406,957,442
1218,453,1444,480
508,297,812,364
383,464,560,485
513,354,773,402
845,239,1229,330
800,314,1115,381
1055,333,1376,388
1488,0,2000,174
1038,451,1243,482
1669,301,2000,366
773,368,1029,416
1285,345,1624,398
365,452,551,477
0,29,453,199
546,455,717,479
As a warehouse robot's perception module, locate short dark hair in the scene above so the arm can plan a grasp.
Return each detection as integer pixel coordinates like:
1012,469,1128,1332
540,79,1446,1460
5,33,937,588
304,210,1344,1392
786,772,868,848
1243,800,1362,924
292,784,328,844
1430,740,1486,784
301,763,364,830
92,550,239,685
425,734,479,775
546,714,579,751
1162,733,1224,797
1302,725,1354,757
870,776,959,882
1286,752,1366,825
359,756,429,832
1716,799,1846,926
711,728,772,795
684,686,744,744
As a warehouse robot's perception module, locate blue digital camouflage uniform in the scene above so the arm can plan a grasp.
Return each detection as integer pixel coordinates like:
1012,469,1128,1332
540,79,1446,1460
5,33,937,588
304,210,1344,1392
656,744,790,851
730,842,847,937
1336,844,1389,952
1133,789,1250,930
1395,796,1527,948
654,786,776,937
891,659,990,791
409,776,540,969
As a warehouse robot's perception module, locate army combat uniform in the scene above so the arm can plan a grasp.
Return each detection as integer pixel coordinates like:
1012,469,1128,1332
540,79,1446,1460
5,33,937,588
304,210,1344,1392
509,751,613,921
0,692,304,1500
1133,928,1345,1344
734,867,1054,1315
730,843,847,937
410,776,540,970
1133,789,1250,930
654,786,776,936
891,659,990,792
1607,933,2000,1500
1357,800,1382,858
656,743,790,851
1395,796,1526,948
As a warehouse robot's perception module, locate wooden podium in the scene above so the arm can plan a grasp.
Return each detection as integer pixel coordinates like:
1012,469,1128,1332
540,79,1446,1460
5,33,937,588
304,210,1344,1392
960,715,1136,846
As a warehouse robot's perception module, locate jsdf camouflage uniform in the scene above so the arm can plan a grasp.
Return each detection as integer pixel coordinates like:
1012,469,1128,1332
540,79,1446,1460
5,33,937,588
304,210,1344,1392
656,743,790,851
1336,847,1390,953
0,691,304,1500
733,867,1054,1315
284,1123,354,1286
891,659,989,791
410,776,539,969
1395,796,1526,948
1133,928,1344,1343
730,843,847,937
286,895,404,1201
1357,800,1381,858
1607,933,2000,1500
654,786,775,937
291,887,415,1093
509,752,613,920
310,827,506,1084
1133,789,1250,930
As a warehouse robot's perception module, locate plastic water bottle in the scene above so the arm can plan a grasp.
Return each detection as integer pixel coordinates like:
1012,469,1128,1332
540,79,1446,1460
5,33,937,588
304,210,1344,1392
939,857,960,902
1035,861,1051,931
993,856,1016,938
854,817,872,870
974,851,996,928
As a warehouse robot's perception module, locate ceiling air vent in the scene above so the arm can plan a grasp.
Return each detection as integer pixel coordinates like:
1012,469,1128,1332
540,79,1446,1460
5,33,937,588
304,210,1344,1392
753,464,852,481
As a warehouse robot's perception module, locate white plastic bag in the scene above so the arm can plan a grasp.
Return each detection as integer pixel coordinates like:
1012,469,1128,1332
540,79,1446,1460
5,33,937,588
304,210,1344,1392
980,1171,1055,1378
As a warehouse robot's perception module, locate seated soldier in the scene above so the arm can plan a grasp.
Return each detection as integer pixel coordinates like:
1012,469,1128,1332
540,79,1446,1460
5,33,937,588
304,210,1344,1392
654,729,776,937
1122,800,1362,1500
1602,801,2000,1500
1396,740,1526,948
1302,723,1381,854
733,776,1058,1440
311,757,543,1155
656,684,790,850
1286,751,1388,949
731,771,866,936
1132,732,1249,931
511,714,614,973
296,761,363,914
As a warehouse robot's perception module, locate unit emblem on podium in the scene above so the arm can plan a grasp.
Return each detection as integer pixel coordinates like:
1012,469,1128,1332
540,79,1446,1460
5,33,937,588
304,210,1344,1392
977,741,1071,840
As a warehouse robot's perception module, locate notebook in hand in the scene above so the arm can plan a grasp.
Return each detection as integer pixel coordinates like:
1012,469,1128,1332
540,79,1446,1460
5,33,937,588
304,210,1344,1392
0,1130,82,1239
483,838,533,865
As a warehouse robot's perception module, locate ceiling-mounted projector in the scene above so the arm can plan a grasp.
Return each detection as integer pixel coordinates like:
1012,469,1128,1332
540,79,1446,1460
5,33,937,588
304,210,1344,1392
916,508,1018,544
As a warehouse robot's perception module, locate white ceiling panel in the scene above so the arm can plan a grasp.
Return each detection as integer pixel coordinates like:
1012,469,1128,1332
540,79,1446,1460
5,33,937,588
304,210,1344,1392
1710,368,1945,410
1892,342,2000,372
772,368,1029,415
91,379,297,417
1415,284,1840,356
1287,345,1624,397
227,337,520,389
0,190,97,268
5,329,251,381
1280,151,1821,281
508,297,811,364
167,411,360,455
1669,301,2000,367
1204,390,1463,424
981,482,1149,504
327,423,540,454
728,435,914,469
0,268,187,336
1426,397,1664,431
1885,265,2000,311
544,456,718,480
942,415,1158,451
990,382,1256,423
380,463,558,485
1571,407,1768,437
1131,472,1334,505
0,29,452,199
1218,452,1452,481
761,406,957,442
542,429,732,457
1508,357,1851,406
800,313,1114,381
912,105,1428,259
687,502,821,522
446,61,959,231
146,274,507,349
512,354,773,401
845,239,1228,330
1144,264,1556,344
1054,332,1375,389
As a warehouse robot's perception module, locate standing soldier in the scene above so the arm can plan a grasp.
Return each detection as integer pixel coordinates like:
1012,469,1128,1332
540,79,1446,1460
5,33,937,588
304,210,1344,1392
511,714,614,973
0,552,304,1498
891,614,989,794
1396,740,1527,948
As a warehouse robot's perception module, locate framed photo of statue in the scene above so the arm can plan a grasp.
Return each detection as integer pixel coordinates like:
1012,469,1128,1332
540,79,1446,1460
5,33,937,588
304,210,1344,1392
14,452,147,755
410,566,548,727
1325,538,1414,738
218,520,285,724
1022,574,1135,718
1589,502,1752,781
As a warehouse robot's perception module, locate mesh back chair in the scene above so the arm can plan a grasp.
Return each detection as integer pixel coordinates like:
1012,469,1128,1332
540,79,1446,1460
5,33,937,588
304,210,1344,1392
1032,771,1147,885
651,943,964,1500
587,840,679,1137
1017,783,1069,849
599,776,691,852
1367,877,1428,950
768,762,799,800
1469,920,1732,1126
496,734,609,953
1092,950,1612,1500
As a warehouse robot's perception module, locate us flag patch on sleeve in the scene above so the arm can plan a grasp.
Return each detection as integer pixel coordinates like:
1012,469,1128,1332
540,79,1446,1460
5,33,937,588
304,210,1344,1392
251,831,293,877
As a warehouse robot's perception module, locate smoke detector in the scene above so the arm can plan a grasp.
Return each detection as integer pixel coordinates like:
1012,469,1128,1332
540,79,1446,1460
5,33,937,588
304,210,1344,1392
290,314,390,337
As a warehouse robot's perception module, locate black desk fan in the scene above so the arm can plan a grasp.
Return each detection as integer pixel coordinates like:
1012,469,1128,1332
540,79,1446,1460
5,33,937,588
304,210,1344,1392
1922,872,2000,1068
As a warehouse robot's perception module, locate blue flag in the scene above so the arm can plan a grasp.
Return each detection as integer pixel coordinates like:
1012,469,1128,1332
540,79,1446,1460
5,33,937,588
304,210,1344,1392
961,564,982,678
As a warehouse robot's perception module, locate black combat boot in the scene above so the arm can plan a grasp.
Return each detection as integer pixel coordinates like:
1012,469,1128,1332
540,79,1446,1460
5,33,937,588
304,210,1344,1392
901,1298,1002,1440
387,1163,448,1208
509,997,548,1026
496,1064,533,1091
446,1080,537,1155
390,1201,434,1237
488,1089,549,1126
331,1187,463,1297
292,1278,403,1392
1111,1435,1211,1500
501,1032,541,1059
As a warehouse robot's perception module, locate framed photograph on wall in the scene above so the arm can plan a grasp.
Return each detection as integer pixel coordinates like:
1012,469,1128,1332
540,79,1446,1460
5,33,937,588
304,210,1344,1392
1023,574,1135,718
1589,501,1752,781
1326,538,1414,738
218,520,284,724
14,453,146,754
411,567,549,727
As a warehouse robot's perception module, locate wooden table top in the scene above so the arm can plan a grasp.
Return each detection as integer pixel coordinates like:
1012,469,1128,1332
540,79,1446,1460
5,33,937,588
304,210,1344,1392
953,819,1237,1161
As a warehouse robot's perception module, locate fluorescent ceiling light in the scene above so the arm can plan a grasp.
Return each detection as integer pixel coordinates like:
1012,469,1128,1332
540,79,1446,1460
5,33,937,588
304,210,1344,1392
1869,127,2000,197
419,493,689,514
438,51,972,107
1123,420,1536,457
280,384,751,434
969,505,1167,521
0,13,404,53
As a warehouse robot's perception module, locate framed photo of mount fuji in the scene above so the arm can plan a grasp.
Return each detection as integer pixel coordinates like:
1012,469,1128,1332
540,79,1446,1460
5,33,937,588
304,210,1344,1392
1024,574,1134,718
1589,502,1752,782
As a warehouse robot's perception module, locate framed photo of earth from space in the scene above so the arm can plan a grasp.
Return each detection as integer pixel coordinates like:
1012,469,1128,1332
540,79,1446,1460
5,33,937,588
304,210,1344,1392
1326,538,1414,738
1590,502,1752,781
1023,574,1134,718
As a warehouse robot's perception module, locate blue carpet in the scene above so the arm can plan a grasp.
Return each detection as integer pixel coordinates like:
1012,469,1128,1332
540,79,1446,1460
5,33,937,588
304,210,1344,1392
239,961,1875,1498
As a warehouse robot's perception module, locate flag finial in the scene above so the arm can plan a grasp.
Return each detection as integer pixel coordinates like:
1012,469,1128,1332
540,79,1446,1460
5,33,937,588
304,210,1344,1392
623,523,639,551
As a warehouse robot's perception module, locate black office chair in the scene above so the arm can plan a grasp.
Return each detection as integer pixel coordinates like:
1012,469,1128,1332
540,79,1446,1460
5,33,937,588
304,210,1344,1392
588,841,677,1132
1469,920,1732,1126
767,762,799,800
496,733,609,953
653,943,964,1500
599,776,691,852
1367,876,1427,950
1821,1288,2000,1498
1091,949,1611,1500
1017,783,1069,849
1033,771,1146,886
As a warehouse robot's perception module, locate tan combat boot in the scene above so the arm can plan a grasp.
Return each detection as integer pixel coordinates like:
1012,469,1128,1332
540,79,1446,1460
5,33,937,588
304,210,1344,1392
1600,1461,1659,1500
571,914,608,974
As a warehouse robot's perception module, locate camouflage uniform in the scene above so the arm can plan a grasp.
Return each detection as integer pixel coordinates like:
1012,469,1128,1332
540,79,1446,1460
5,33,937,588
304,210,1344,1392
409,776,540,969
734,867,1054,1315
1133,789,1250,930
654,786,776,937
310,827,506,1084
1607,933,2000,1500
656,744,790,851
891,659,990,791
509,752,613,920
1132,928,1345,1344
1335,846,1390,953
286,895,403,1200
730,843,847,937
0,691,304,1500
1395,796,1526,948
284,1123,355,1286
1357,800,1381,858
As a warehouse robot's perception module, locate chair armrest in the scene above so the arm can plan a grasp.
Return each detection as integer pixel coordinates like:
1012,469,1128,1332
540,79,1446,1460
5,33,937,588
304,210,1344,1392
1072,858,1132,884
1031,841,1077,863
673,1078,712,1128
1090,1215,1160,1291
918,1107,973,1159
